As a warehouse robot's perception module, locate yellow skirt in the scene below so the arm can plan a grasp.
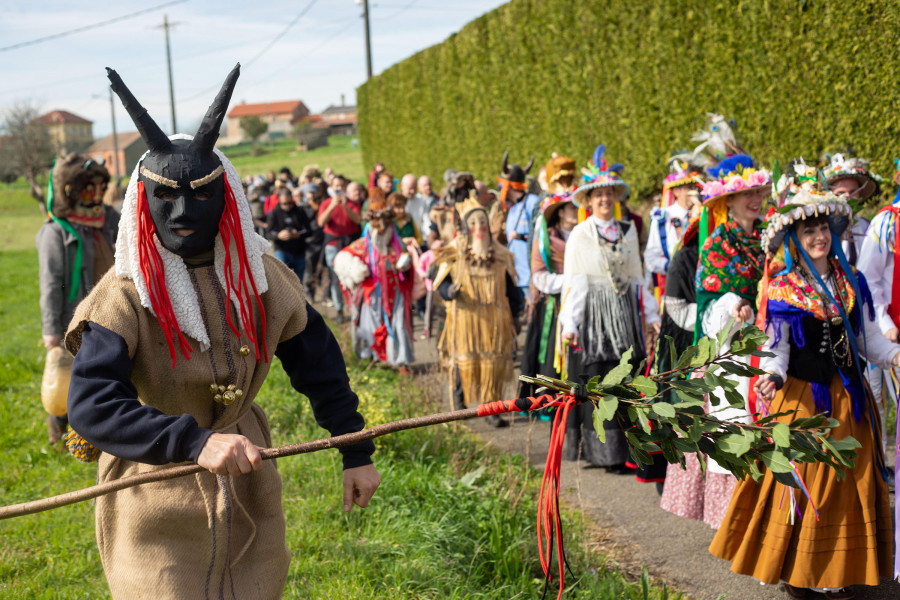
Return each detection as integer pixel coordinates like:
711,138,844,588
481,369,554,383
709,374,893,589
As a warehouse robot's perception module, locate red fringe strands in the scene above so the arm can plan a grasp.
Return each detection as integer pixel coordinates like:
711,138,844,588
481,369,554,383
136,181,193,367
220,177,268,363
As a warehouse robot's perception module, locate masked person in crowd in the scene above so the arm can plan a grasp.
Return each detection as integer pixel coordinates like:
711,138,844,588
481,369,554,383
434,195,523,427
37,153,119,444
64,64,379,599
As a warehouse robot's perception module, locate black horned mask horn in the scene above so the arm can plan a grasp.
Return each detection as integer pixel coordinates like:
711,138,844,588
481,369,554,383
106,67,171,153
499,151,535,185
193,63,240,153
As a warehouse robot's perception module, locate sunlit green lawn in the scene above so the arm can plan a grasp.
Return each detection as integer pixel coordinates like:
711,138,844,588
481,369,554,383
0,153,678,600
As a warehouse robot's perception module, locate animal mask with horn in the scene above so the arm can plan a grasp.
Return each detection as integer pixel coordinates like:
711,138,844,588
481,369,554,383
497,150,535,210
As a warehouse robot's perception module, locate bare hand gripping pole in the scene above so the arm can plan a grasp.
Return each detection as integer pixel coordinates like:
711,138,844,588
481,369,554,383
0,395,567,521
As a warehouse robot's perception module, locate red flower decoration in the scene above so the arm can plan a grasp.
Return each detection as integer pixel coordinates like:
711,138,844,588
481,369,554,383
708,251,729,269
703,274,722,292
721,239,737,256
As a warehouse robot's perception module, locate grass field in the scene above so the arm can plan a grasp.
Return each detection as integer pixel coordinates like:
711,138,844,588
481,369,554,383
0,182,677,598
225,135,365,183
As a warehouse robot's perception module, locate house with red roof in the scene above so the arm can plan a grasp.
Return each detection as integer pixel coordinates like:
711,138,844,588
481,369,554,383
34,110,93,154
224,100,309,144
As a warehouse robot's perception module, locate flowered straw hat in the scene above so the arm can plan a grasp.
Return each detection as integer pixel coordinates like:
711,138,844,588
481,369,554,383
540,191,575,222
761,161,851,256
822,153,882,203
660,154,705,209
572,144,629,210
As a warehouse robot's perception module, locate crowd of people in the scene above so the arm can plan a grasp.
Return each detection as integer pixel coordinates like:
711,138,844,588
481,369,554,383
236,114,898,598
35,80,899,598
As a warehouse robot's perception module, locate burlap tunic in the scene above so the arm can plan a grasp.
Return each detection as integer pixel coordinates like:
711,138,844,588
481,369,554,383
66,254,308,600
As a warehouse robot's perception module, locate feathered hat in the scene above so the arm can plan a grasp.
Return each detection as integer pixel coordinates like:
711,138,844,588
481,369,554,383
572,145,628,212
822,153,883,203
660,152,705,209
761,160,851,256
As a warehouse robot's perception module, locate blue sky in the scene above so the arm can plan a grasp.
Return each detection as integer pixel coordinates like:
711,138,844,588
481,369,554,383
0,0,508,138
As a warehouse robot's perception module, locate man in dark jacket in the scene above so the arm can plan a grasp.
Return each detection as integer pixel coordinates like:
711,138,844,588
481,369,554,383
266,188,310,282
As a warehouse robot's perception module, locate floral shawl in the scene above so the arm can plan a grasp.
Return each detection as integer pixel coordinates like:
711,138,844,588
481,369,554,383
695,220,764,332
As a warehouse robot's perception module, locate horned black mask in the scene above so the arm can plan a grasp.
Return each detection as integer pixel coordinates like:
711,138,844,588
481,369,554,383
108,63,240,258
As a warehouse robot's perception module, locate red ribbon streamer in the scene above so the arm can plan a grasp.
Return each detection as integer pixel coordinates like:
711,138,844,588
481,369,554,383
476,392,580,599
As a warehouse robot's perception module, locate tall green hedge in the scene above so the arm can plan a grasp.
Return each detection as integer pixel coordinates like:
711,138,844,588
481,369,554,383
358,0,900,200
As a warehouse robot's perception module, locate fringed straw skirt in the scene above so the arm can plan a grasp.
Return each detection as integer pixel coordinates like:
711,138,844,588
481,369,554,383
709,374,893,589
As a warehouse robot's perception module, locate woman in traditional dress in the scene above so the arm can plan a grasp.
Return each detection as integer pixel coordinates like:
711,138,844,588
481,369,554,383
434,195,523,426
558,148,660,471
333,191,414,373
659,154,771,527
710,164,897,599
519,192,578,402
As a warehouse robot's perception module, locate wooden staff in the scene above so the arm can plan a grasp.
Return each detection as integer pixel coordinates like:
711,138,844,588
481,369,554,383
0,394,569,521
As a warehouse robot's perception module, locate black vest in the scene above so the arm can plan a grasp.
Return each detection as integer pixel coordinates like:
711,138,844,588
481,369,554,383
785,306,864,384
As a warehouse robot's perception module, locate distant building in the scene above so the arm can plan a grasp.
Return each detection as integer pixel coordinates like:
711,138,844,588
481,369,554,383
316,104,358,136
87,131,147,180
224,100,310,144
35,110,94,154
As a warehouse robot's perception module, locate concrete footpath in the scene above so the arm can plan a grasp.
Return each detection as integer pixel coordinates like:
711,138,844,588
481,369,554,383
399,308,900,600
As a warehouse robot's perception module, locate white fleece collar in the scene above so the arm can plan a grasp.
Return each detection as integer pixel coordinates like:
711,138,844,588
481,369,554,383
114,134,269,351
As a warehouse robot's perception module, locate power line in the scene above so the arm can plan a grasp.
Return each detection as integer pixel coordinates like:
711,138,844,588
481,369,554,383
180,15,354,103
243,0,319,68
0,0,188,53
374,0,420,20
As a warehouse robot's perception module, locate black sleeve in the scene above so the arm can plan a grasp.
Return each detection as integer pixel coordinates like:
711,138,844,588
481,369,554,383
68,323,212,465
275,303,375,469
506,272,524,316
437,275,455,301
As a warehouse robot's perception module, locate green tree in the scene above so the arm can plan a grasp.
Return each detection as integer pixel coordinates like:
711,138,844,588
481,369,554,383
239,115,268,154
0,101,55,203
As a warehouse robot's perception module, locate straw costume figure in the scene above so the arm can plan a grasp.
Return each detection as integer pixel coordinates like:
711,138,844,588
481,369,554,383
63,64,379,599
434,195,523,427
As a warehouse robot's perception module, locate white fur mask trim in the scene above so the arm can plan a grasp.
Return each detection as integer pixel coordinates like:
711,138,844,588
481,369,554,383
115,134,270,352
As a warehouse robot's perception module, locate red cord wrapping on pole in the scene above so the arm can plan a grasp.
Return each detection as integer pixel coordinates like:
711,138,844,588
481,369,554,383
476,392,581,600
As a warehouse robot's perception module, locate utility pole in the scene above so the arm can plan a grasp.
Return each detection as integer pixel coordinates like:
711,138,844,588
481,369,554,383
155,14,179,134
362,0,372,79
108,87,120,181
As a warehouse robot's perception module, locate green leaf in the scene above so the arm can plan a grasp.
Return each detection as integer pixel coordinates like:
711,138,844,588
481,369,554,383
691,337,711,367
601,347,634,385
675,344,699,370
760,450,794,473
688,416,703,443
771,423,790,448
651,402,676,418
716,321,734,350
632,375,658,397
595,395,619,423
592,408,607,443
717,433,752,457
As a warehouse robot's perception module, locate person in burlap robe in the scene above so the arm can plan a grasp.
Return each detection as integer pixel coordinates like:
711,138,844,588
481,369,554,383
433,195,523,427
64,64,380,600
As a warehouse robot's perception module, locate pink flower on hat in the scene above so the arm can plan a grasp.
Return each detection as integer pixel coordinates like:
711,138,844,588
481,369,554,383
702,181,726,199
746,171,770,187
